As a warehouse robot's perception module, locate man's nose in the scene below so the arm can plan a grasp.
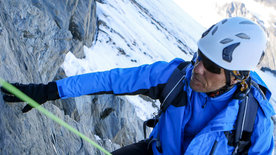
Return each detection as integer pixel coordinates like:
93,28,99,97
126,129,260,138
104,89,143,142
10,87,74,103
193,60,205,75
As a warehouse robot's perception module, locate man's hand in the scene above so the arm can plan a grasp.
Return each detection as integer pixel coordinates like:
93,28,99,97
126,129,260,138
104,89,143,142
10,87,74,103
1,82,59,113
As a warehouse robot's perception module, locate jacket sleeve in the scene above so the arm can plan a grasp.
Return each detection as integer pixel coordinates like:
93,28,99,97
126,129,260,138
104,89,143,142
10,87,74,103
56,58,184,99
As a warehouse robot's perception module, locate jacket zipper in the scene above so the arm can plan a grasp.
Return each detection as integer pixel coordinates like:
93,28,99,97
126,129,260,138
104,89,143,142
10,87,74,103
209,140,218,155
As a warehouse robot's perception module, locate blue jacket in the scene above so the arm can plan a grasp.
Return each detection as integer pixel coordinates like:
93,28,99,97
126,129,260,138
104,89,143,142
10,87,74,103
56,58,275,154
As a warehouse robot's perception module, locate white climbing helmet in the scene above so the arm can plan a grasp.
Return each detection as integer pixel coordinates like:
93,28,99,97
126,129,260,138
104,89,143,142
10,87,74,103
197,17,267,71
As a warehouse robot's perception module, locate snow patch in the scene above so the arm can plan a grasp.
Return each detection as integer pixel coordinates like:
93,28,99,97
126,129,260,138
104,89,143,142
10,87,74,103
125,96,160,121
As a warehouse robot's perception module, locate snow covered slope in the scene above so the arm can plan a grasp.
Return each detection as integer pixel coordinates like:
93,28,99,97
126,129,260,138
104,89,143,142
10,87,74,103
62,0,203,75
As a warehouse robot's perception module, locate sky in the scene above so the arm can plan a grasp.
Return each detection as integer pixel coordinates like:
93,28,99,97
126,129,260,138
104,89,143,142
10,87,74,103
61,0,276,120
173,0,276,28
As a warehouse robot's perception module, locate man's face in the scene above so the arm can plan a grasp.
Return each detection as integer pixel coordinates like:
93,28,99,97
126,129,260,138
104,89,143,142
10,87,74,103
190,51,227,93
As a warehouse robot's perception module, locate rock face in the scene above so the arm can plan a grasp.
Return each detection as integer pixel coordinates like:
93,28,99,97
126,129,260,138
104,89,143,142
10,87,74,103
218,2,276,70
0,0,107,154
0,0,149,154
0,0,97,83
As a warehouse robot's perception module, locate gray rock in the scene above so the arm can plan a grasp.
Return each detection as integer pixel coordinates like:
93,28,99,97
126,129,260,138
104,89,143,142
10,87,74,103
0,0,109,154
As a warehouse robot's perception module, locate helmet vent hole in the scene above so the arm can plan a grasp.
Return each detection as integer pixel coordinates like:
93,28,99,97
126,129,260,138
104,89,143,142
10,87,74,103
222,19,228,24
201,25,215,38
212,26,218,35
236,33,250,39
239,21,254,25
222,42,241,62
220,38,233,44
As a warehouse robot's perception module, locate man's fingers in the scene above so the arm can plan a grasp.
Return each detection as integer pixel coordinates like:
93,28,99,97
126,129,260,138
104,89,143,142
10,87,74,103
0,87,13,95
22,105,32,113
3,94,34,113
3,95,23,102
1,83,25,95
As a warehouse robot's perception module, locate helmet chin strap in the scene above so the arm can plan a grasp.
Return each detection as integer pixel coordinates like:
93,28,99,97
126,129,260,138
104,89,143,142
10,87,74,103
206,84,233,98
206,70,233,97
207,70,250,98
225,70,232,86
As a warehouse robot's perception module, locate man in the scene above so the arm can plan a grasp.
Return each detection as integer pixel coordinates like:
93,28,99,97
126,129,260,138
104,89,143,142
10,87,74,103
2,17,275,154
